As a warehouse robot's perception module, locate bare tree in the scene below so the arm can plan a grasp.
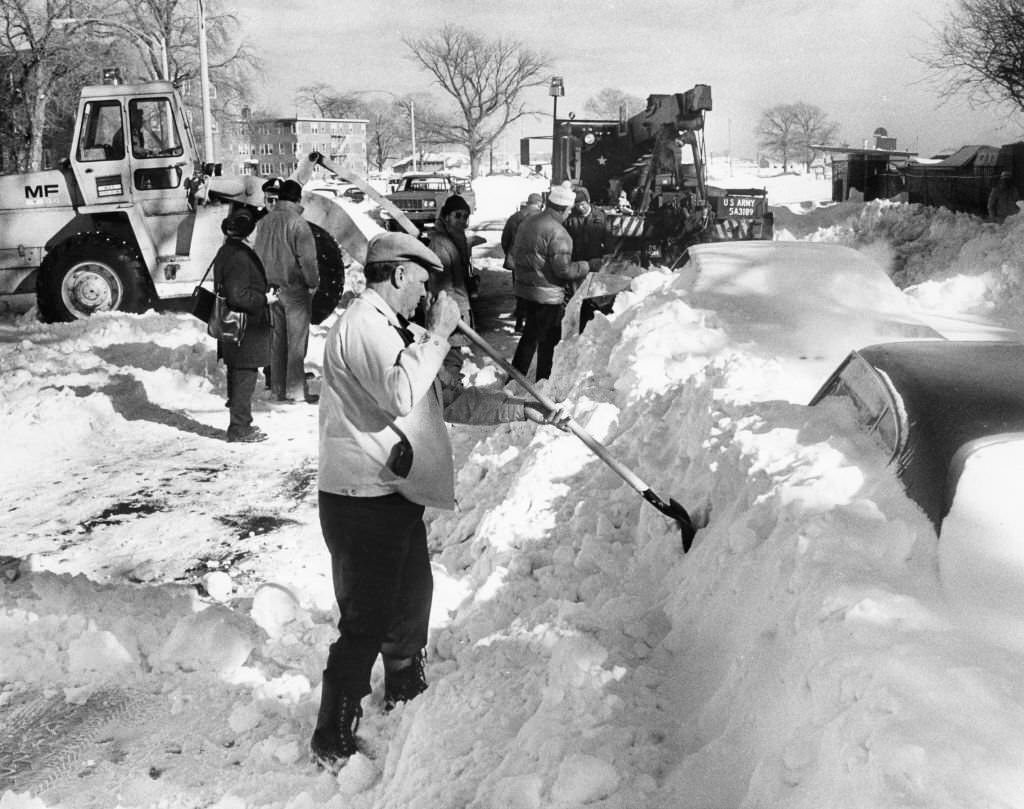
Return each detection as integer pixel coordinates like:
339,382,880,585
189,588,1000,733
403,23,552,177
788,102,839,170
758,102,837,172
584,88,645,119
921,0,1024,110
295,83,363,118
0,0,93,170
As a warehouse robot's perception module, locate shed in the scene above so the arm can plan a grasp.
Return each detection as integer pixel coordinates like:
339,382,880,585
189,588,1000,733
900,143,1023,216
816,146,916,202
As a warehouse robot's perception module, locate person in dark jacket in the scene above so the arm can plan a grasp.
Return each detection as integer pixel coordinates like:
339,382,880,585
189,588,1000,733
253,179,319,404
509,184,601,381
563,186,608,298
214,207,274,443
564,187,607,263
501,192,543,332
988,171,1020,224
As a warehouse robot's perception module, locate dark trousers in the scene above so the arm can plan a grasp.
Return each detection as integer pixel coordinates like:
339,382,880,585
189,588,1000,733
512,299,564,381
226,366,257,437
270,286,312,400
319,490,432,699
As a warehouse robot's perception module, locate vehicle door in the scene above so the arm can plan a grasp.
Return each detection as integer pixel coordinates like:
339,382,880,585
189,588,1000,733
72,98,132,208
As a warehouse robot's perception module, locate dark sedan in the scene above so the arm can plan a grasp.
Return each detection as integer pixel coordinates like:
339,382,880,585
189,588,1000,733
810,340,1024,532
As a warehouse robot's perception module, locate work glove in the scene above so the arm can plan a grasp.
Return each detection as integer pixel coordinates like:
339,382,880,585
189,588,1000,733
523,401,572,431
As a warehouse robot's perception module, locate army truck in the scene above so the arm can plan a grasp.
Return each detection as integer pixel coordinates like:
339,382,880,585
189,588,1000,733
522,85,773,266
0,80,369,322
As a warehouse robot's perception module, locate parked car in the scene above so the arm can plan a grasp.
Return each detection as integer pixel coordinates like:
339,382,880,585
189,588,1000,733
382,172,475,231
809,339,1024,624
810,339,1024,531
580,241,945,402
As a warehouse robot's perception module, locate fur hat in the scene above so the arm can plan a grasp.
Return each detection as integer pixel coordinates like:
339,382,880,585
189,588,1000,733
364,232,443,274
221,207,257,239
574,187,591,204
441,194,471,217
278,179,302,203
547,183,575,209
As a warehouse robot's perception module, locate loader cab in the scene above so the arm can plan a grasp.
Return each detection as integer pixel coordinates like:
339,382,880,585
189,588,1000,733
71,83,198,216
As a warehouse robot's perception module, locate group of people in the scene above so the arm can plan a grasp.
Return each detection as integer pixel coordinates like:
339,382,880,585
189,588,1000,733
211,174,598,770
212,175,323,443
502,182,608,381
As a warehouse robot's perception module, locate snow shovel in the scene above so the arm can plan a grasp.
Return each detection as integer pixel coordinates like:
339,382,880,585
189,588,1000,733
454,321,697,552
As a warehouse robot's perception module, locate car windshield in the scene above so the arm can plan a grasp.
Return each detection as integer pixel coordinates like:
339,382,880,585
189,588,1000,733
406,178,449,191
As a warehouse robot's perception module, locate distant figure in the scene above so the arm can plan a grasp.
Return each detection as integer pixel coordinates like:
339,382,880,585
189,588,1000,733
500,192,543,332
509,183,603,381
988,171,1020,224
564,187,608,264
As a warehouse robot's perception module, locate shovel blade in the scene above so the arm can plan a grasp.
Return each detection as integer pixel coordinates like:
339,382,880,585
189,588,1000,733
642,491,697,552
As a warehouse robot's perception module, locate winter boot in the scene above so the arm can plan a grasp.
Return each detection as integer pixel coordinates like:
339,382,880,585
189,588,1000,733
310,677,362,770
383,651,427,712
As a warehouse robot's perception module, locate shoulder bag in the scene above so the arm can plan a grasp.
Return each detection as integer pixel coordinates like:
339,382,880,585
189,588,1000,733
189,259,217,322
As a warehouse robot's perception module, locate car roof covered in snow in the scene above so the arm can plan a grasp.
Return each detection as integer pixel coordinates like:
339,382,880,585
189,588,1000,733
680,241,942,400
813,339,1024,528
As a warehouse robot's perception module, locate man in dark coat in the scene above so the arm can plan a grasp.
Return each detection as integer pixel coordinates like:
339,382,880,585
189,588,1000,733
253,179,320,404
213,207,274,443
988,171,1020,224
564,187,608,263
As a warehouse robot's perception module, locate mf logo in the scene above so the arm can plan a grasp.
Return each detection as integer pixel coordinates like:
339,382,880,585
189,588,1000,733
24,184,60,200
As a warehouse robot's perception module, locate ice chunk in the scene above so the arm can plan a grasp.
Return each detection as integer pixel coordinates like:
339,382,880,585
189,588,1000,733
152,606,254,675
250,583,301,639
551,754,620,804
67,629,135,676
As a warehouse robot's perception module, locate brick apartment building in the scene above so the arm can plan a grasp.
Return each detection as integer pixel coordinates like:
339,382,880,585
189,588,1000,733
217,111,370,179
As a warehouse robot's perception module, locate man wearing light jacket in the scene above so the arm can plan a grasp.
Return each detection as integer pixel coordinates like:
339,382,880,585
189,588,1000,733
510,183,602,381
253,178,319,403
311,232,563,771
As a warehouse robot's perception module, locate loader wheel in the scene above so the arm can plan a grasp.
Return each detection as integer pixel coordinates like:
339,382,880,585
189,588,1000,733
309,222,349,325
37,234,150,322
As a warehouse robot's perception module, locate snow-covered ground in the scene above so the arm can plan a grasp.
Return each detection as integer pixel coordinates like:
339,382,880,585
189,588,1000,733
4,169,1024,808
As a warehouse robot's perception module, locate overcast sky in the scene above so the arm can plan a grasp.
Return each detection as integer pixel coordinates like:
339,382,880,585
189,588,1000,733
233,0,1019,160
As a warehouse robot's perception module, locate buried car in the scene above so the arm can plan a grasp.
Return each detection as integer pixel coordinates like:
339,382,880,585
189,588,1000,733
578,240,1018,402
810,340,1024,625
579,241,946,402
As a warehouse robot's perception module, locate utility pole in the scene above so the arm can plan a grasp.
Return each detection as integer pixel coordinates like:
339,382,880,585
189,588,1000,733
197,0,214,163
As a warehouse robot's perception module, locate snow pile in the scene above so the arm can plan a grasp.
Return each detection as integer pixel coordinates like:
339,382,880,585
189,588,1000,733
3,178,1024,808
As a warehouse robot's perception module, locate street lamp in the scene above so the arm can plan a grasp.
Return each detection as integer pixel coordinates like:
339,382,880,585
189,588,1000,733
53,17,169,82
549,76,564,133
549,76,564,180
